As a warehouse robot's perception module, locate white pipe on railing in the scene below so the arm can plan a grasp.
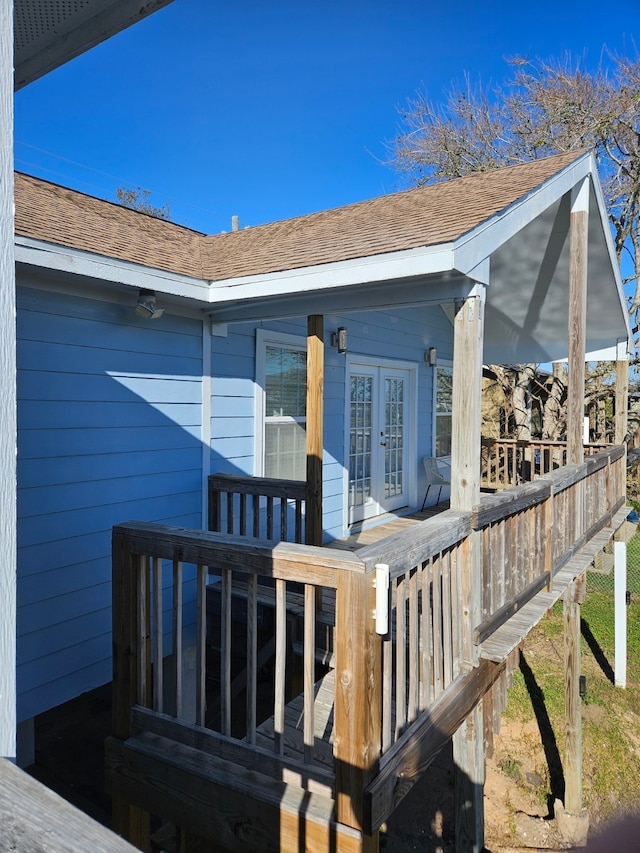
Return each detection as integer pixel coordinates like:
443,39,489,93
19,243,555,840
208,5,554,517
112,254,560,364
374,563,390,635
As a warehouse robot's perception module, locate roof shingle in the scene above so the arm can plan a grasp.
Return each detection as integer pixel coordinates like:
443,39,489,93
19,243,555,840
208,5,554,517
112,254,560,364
15,150,584,283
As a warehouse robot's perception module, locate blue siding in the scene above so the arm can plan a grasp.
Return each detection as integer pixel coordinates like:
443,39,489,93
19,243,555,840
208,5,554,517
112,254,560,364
16,285,204,721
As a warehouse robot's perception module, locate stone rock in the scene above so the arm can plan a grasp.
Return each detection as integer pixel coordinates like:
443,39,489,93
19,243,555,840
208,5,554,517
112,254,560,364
554,798,589,847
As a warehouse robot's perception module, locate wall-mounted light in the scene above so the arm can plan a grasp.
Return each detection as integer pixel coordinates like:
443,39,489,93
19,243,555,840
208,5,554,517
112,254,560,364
134,289,164,320
426,347,437,366
331,326,348,354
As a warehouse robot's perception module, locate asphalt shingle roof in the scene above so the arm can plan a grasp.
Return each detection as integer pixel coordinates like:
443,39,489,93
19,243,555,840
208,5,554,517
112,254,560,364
15,150,584,283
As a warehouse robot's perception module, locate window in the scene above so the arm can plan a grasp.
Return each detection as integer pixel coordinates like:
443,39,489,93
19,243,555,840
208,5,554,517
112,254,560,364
257,331,307,480
435,363,453,457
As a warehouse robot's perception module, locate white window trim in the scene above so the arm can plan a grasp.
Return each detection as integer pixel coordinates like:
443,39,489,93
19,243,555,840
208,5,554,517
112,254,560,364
255,328,307,477
432,358,453,458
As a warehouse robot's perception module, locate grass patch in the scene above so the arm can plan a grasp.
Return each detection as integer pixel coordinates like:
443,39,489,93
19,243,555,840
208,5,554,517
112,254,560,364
498,585,640,827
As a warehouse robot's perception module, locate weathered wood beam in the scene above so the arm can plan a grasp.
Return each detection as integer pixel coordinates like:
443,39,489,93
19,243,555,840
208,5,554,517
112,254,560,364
306,315,324,548
113,521,366,586
450,287,486,853
615,357,629,446
366,660,504,832
567,181,588,466
0,0,16,762
106,733,363,853
334,569,381,851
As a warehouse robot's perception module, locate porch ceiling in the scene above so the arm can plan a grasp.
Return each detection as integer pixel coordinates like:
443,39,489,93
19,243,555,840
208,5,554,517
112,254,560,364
14,0,175,89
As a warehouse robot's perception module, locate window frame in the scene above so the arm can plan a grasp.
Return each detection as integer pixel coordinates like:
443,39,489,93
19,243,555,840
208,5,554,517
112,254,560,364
255,328,307,479
433,358,453,458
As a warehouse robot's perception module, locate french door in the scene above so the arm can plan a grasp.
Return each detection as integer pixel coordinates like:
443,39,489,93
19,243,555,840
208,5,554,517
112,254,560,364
348,361,414,524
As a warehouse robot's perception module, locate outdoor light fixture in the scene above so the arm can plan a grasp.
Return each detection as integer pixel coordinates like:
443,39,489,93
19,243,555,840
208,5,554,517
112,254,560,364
426,347,437,366
579,675,587,699
331,327,348,354
134,289,164,320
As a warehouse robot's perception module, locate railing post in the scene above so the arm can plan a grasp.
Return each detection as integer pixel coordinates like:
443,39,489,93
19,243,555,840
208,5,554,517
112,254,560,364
451,287,486,853
111,528,151,850
334,568,380,850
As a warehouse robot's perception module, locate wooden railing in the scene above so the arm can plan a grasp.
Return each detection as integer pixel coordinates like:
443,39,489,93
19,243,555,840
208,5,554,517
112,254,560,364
208,473,306,542
480,438,609,491
109,446,627,845
475,444,626,645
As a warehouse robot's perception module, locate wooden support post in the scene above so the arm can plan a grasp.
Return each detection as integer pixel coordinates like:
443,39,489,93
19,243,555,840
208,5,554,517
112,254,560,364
564,578,583,815
614,533,627,689
334,568,380,851
615,356,629,446
451,288,486,853
112,529,151,850
306,315,324,548
0,0,16,763
567,180,588,467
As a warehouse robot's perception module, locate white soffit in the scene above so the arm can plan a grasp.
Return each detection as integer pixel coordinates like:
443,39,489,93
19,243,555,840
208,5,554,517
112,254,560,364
483,183,630,364
14,0,175,89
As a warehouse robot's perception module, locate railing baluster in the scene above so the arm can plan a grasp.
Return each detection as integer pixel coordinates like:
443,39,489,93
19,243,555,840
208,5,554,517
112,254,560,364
246,573,257,744
137,555,149,707
303,583,315,764
280,497,288,542
239,493,247,536
172,559,182,719
432,554,442,699
382,606,392,751
274,579,286,755
226,492,234,535
152,557,163,713
196,564,206,726
394,573,406,740
253,494,260,538
267,496,274,539
408,567,418,723
441,550,453,689
221,568,232,736
419,564,431,710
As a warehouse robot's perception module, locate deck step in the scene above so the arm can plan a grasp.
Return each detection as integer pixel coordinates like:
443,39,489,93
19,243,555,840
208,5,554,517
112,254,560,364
106,730,362,853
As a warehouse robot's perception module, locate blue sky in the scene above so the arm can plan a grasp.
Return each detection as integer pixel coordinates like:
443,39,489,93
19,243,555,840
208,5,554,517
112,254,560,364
14,0,640,234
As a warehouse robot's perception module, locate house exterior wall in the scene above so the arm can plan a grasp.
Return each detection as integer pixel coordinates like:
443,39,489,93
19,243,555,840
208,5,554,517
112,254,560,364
15,273,453,721
210,308,453,541
16,283,204,721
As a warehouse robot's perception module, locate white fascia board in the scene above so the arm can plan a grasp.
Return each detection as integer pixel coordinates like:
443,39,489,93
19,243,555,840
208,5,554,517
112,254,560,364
585,343,629,361
15,236,209,301
587,155,632,346
452,153,592,276
205,242,455,305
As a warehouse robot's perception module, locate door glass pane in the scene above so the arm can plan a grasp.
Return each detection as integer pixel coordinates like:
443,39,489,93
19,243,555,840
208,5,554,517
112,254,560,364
349,375,372,507
384,377,404,498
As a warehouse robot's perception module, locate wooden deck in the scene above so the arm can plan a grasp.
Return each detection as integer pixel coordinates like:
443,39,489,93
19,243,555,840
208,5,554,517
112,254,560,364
107,446,629,852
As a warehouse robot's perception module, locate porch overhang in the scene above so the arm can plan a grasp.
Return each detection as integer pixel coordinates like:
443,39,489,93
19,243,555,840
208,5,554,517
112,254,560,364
14,150,632,366
14,0,175,90
198,154,630,365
